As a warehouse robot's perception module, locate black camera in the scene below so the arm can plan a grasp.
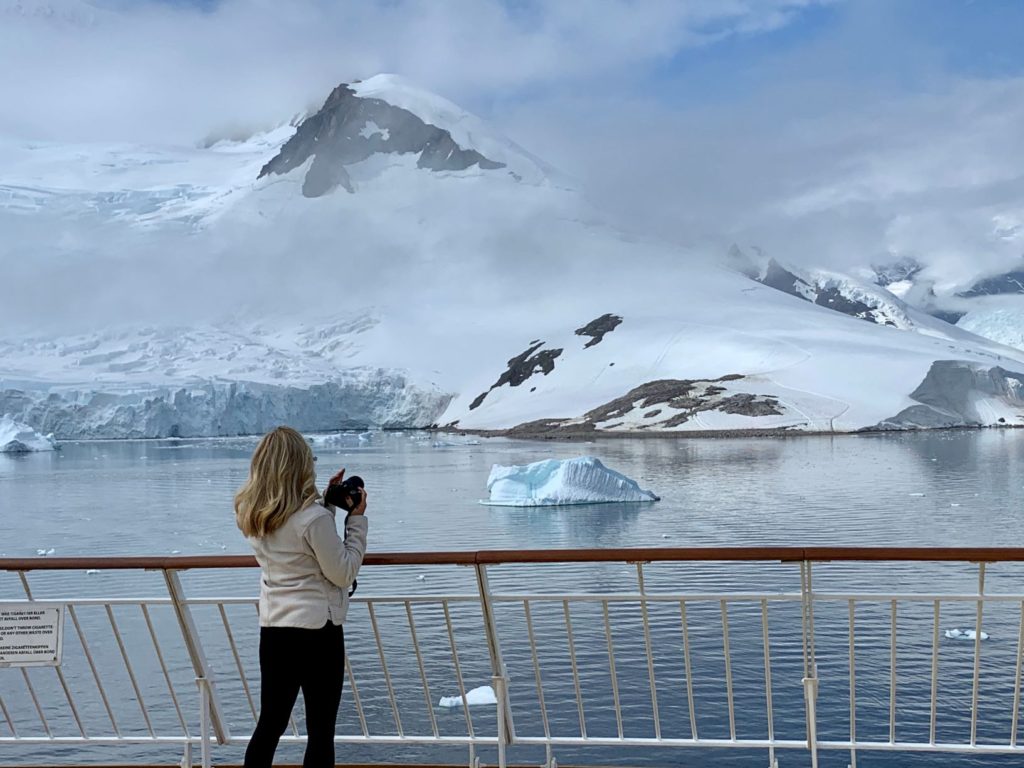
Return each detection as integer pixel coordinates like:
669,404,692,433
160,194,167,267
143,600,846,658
324,475,364,512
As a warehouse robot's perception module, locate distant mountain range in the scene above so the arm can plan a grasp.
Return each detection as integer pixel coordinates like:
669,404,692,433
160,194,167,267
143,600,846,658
4,75,1024,438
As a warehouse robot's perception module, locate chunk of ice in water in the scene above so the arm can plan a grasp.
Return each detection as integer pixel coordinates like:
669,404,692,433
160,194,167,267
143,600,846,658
945,628,989,640
439,685,497,708
483,456,660,506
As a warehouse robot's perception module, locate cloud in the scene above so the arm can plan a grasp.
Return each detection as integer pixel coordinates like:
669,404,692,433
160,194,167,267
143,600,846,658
0,0,830,144
2,0,1023,335
492,22,1024,295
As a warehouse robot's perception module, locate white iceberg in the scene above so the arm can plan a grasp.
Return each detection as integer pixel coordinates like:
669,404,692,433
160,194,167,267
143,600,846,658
439,685,497,708
483,456,660,507
945,628,989,641
0,415,57,453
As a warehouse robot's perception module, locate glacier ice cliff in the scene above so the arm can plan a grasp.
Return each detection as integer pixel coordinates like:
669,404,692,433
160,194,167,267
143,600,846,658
0,415,57,452
0,376,451,440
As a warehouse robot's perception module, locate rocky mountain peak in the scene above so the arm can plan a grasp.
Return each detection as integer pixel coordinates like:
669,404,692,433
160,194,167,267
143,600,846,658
258,79,508,197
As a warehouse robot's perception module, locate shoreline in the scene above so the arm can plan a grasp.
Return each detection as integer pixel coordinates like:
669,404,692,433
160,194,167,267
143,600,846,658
446,422,1018,441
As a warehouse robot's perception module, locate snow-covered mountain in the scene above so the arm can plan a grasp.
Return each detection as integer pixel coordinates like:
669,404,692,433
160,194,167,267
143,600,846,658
5,75,1024,438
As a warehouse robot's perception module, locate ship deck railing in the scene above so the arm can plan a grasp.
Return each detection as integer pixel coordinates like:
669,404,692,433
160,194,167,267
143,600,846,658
3,547,1024,767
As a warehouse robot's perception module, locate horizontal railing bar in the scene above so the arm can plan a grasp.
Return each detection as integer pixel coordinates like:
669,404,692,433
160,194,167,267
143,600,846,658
0,737,202,745
185,591,1024,605
817,740,1024,754
181,595,480,606
8,546,1024,571
492,592,800,602
276,736,500,745
814,592,1024,602
0,598,173,607
514,736,812,749
518,736,1024,754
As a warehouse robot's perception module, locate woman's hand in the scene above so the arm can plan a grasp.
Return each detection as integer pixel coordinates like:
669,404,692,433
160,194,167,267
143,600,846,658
350,488,368,516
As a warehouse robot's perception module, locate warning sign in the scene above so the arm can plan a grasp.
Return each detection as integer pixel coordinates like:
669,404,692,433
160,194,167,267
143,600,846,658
0,604,64,667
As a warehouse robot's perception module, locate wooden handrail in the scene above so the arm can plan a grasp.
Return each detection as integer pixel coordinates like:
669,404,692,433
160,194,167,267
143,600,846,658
3,546,1024,572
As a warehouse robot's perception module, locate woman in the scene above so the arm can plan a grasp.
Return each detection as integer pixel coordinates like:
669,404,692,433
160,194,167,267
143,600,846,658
235,426,368,768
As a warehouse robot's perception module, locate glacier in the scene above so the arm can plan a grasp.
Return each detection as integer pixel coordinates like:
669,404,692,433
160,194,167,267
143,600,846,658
0,415,56,453
0,376,450,440
957,307,1024,352
483,457,660,507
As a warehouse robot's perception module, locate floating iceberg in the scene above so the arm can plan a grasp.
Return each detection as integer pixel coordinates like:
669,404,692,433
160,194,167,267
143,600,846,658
0,416,57,453
439,685,497,708
945,628,989,641
483,456,660,506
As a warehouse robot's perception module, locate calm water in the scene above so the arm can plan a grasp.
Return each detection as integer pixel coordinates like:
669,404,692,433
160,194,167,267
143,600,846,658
2,430,1024,767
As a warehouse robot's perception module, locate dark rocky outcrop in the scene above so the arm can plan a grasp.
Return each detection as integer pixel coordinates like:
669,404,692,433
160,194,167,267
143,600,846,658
873,257,923,286
957,269,1024,298
872,361,1024,430
496,375,782,435
753,259,897,327
575,314,623,348
259,84,504,197
469,343,564,410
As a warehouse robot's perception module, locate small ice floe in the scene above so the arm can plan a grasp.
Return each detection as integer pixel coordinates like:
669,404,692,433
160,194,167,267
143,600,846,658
951,503,961,507
1,416,57,453
416,574,426,581
85,569,101,575
358,431,373,442
35,548,55,556
171,550,181,555
439,685,497,708
909,492,925,497
483,457,660,507
945,628,989,641
661,534,671,539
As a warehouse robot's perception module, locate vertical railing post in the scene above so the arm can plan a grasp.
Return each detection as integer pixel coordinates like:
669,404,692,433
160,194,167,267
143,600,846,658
164,569,231,751
475,563,515,768
800,560,820,768
197,677,212,768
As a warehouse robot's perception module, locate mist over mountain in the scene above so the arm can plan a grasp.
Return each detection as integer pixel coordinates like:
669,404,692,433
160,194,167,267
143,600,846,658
3,73,1024,439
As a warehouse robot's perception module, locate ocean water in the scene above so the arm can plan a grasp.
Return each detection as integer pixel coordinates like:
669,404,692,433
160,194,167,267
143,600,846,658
2,429,1024,767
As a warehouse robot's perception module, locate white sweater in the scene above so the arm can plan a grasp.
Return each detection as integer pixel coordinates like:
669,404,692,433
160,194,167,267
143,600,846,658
248,502,369,629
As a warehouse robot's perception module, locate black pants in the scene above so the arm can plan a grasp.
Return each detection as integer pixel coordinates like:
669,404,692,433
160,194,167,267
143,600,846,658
244,622,345,768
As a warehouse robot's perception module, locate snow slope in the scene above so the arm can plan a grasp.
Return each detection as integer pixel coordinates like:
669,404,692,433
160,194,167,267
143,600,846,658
5,76,1024,438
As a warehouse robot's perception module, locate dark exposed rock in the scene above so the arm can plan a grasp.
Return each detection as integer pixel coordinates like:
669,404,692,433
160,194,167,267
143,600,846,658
259,83,505,197
750,259,897,326
957,269,1024,298
873,257,923,286
584,379,695,423
469,342,564,411
930,309,966,325
575,313,623,348
872,361,1024,430
497,375,783,434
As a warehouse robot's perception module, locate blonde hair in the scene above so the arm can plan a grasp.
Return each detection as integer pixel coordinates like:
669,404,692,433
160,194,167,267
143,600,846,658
235,426,319,538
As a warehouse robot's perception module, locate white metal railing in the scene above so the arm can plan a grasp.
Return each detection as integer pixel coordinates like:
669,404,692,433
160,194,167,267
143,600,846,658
2,548,1024,767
